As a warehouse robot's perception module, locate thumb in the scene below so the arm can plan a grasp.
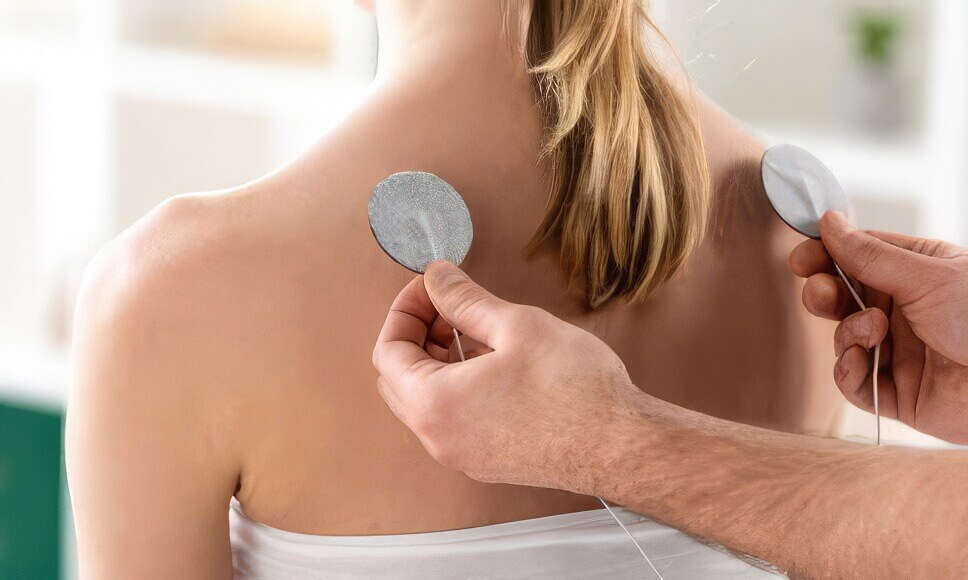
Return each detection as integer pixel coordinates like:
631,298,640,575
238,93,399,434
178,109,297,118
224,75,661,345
820,211,935,304
423,261,512,346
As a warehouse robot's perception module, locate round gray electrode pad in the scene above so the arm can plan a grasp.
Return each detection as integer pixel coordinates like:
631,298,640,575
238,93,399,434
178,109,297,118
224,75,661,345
368,171,473,273
761,144,849,239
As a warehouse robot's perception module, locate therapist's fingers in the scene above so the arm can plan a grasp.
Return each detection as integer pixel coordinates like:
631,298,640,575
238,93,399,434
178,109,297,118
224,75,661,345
833,308,898,421
423,261,514,346
373,275,446,384
835,345,871,403
452,333,495,360
820,212,940,304
425,340,451,364
788,229,940,278
834,308,890,357
427,314,456,348
802,273,854,320
865,229,967,259
789,238,835,278
835,346,898,418
425,315,457,362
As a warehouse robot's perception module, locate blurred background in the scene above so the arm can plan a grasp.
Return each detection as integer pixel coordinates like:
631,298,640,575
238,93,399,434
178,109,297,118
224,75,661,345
0,0,964,577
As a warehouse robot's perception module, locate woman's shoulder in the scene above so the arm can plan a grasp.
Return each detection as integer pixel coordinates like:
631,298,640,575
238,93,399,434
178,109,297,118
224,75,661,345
66,190,279,569
71,186,309,403
70,172,392,396
78,191,252,335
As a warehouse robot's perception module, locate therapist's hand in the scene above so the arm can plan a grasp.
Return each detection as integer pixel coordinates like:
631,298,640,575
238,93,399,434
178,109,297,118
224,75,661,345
372,261,643,494
790,211,968,443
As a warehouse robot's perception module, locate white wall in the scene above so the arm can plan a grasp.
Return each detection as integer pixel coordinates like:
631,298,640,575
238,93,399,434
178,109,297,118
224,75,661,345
657,0,927,136
113,99,273,232
0,83,41,346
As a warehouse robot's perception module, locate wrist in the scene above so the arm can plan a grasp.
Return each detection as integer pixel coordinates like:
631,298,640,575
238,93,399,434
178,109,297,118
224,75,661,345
575,385,670,499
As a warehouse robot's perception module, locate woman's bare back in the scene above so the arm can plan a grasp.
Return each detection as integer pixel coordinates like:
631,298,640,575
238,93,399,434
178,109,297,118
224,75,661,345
67,6,839,573
206,83,836,535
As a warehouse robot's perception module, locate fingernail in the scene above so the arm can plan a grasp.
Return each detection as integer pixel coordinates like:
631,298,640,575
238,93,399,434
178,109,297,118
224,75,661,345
834,357,847,384
428,261,463,289
426,260,454,275
826,210,851,228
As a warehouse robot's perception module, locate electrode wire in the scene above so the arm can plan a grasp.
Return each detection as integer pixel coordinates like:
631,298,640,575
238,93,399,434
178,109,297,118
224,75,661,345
834,262,881,445
453,328,466,361
599,498,663,579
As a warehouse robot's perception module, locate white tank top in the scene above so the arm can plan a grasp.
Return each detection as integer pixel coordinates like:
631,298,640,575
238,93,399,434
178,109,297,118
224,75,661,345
229,499,780,578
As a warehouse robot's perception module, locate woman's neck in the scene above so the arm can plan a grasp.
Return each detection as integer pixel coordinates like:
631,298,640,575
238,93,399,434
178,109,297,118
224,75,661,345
277,0,545,200
373,0,530,90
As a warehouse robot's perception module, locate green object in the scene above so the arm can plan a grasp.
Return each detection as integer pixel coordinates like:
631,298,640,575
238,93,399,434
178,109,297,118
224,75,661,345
854,12,900,64
0,401,62,579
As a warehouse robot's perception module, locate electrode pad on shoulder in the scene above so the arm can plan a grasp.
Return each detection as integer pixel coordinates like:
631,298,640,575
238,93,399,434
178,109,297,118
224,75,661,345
760,143,884,446
368,171,473,273
761,144,850,239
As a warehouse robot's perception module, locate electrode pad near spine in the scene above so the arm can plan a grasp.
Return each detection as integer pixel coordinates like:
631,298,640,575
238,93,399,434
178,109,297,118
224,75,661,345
368,171,473,274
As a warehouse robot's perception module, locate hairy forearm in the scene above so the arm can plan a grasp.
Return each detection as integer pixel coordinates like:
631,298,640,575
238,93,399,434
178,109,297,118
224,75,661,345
589,392,968,577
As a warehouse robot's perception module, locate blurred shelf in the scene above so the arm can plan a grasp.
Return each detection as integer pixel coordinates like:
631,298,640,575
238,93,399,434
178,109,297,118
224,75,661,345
760,128,928,202
0,34,78,83
0,36,371,120
0,31,373,412
112,45,371,119
0,347,68,410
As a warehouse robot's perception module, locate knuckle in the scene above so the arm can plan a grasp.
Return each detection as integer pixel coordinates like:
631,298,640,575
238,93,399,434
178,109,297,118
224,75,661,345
449,284,489,323
845,313,869,342
529,305,556,327
411,406,442,440
375,376,390,401
852,237,881,279
371,345,382,370
413,387,455,434
409,395,470,472
508,305,549,334
376,376,408,422
419,425,464,470
418,386,447,419
937,260,966,286
427,442,461,470
912,237,947,258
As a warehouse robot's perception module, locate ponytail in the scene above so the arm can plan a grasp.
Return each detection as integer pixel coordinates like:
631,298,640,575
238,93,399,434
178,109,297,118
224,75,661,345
524,0,710,307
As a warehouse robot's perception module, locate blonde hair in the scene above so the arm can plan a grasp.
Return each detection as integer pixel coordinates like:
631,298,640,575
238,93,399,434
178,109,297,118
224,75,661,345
524,0,711,308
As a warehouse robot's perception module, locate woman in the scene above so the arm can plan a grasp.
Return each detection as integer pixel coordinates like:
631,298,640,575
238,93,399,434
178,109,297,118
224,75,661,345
67,0,839,577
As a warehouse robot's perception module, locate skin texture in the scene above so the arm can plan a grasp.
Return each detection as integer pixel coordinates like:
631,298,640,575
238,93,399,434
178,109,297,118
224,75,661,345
373,260,968,578
791,211,968,443
66,1,839,577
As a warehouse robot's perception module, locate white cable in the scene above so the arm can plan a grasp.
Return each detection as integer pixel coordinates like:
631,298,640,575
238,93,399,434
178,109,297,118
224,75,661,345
834,263,881,445
599,497,663,579
452,332,661,576
872,345,881,445
453,328,466,361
